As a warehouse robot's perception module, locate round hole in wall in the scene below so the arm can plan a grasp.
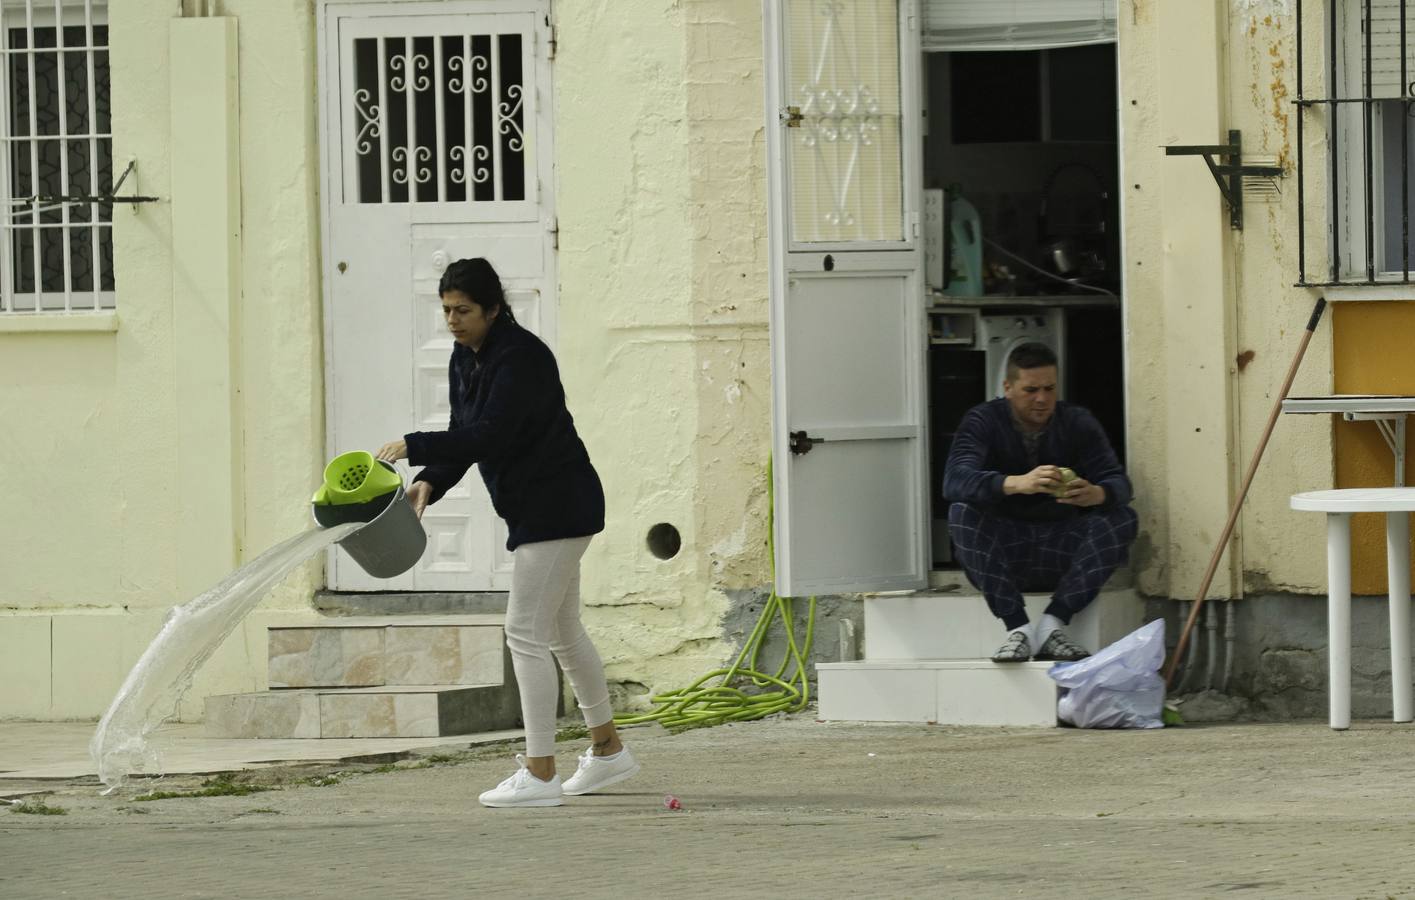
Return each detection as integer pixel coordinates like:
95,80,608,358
646,523,682,561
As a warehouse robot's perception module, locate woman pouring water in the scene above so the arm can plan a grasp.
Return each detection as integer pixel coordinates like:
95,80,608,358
376,257,639,808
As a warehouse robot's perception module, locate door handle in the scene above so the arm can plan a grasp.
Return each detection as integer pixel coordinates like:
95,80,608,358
789,430,822,455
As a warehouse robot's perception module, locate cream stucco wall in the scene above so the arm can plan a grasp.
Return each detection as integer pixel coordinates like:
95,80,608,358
1225,2,1334,596
1,0,775,721
3,0,1358,723
1118,0,1333,603
555,0,772,703
0,3,330,720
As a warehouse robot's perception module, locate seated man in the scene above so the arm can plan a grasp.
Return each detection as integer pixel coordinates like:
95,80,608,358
942,341,1137,663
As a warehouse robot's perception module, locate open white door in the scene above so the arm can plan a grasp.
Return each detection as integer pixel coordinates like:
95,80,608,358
765,0,927,597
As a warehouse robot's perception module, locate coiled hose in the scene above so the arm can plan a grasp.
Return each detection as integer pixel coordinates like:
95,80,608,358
613,458,817,731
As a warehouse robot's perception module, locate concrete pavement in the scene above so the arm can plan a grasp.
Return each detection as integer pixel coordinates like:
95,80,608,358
4,714,1415,898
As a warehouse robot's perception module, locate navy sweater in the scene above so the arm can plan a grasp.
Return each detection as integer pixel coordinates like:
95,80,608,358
404,316,605,551
942,398,1132,522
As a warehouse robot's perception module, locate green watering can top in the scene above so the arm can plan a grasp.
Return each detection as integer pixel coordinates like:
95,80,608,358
311,450,403,506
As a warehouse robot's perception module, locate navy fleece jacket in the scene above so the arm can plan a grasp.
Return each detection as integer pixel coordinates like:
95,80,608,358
404,316,605,551
942,398,1132,522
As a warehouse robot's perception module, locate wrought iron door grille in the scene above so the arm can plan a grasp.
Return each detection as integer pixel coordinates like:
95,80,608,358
1296,0,1415,285
0,0,112,313
349,32,526,204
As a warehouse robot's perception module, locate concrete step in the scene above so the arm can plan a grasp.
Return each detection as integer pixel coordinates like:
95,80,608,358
816,660,1058,727
204,683,522,739
863,587,1142,661
267,615,505,689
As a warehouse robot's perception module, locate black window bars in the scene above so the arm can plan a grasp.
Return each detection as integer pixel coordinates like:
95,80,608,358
1296,0,1413,285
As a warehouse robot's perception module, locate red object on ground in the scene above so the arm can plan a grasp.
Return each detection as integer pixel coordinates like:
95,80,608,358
663,794,682,810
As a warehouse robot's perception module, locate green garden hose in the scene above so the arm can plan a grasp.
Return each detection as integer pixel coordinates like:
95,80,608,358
614,457,818,731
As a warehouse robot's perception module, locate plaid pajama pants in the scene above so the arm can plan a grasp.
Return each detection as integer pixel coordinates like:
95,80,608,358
947,501,1139,631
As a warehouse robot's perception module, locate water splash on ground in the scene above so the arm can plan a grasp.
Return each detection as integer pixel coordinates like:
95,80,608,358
90,524,361,792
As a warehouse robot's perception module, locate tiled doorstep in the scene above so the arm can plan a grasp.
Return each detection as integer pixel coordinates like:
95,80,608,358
268,616,506,689
816,660,1059,727
0,721,523,782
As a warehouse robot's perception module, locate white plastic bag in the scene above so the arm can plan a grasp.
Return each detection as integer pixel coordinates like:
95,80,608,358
1048,619,1166,729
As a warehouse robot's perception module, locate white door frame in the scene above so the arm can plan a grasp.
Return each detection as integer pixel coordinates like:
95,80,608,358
316,0,557,591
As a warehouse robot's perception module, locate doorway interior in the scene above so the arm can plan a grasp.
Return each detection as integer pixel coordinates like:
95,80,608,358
918,41,1126,570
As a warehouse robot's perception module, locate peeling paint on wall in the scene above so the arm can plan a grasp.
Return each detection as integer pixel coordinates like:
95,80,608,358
1236,0,1290,14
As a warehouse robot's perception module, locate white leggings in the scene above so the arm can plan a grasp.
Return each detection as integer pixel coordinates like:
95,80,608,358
504,535,613,757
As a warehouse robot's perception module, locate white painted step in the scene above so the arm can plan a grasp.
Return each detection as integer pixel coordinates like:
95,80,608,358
863,587,1142,661
817,660,1058,727
267,615,506,689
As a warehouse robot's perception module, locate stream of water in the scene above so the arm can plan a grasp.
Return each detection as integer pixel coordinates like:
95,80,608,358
89,523,362,792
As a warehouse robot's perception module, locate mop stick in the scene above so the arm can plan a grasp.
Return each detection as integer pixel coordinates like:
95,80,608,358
1163,296,1327,688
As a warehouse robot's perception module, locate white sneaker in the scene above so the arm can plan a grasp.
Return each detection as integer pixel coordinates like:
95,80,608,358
561,746,641,796
477,754,563,808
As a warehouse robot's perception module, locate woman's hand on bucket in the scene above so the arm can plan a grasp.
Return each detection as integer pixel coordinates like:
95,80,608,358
375,439,407,463
406,481,432,520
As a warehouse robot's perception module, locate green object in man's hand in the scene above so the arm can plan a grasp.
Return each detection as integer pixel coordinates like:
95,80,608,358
1050,467,1077,498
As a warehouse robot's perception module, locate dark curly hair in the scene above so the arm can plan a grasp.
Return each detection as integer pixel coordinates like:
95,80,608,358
438,257,517,323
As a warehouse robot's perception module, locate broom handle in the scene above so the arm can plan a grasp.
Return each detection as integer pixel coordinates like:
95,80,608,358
1163,297,1327,688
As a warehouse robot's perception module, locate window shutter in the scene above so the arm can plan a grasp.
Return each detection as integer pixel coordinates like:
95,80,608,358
1367,0,1413,99
922,0,1116,52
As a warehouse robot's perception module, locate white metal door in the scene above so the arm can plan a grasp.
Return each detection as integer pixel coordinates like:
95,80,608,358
765,0,927,597
319,0,555,591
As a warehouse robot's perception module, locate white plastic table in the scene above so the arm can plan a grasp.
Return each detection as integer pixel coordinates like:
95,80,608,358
1290,488,1415,730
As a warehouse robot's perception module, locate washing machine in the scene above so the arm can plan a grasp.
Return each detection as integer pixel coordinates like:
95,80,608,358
977,309,1066,399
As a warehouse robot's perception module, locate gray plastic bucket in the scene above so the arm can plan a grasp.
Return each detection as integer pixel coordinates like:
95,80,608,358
311,463,427,579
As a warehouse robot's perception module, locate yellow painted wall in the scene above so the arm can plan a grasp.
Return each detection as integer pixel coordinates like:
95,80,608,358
1332,302,1415,594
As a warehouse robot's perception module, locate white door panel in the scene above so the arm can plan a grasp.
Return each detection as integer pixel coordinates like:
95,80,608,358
323,206,414,592
766,0,927,597
320,0,553,591
784,438,922,590
785,271,913,427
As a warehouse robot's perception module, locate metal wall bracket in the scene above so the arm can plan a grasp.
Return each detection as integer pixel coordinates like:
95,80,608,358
1164,130,1283,230
1345,412,1408,486
7,159,159,217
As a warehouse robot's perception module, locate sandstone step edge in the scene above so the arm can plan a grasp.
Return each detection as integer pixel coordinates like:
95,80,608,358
267,619,508,690
268,614,507,629
204,683,523,740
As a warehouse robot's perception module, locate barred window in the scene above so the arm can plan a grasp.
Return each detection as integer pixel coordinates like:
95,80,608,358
1297,0,1415,285
347,30,528,205
0,0,112,313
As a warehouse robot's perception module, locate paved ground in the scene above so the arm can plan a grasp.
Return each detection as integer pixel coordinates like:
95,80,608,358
0,722,526,780
4,714,1415,899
